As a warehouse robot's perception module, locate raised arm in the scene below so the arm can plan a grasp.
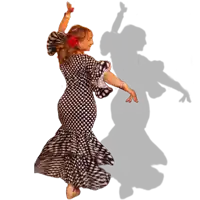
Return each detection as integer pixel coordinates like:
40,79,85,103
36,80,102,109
58,2,74,32
56,2,74,65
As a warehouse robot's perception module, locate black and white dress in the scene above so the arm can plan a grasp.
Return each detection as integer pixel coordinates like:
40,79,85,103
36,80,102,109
34,54,114,190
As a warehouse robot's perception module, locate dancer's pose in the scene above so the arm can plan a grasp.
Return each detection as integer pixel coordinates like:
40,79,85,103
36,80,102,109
34,2,138,199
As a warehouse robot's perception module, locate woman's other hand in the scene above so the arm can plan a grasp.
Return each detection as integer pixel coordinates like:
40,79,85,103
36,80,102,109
66,2,75,15
126,90,138,103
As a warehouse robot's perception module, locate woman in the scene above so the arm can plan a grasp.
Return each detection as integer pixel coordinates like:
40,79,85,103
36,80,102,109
34,2,138,199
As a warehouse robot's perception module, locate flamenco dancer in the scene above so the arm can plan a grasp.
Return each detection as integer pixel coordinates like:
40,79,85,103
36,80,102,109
34,2,139,199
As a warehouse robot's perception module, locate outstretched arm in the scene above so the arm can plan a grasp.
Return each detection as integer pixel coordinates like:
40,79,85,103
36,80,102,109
58,2,74,32
103,71,124,88
104,71,139,103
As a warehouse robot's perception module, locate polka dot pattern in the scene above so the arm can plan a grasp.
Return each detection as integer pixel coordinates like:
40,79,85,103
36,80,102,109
34,54,114,190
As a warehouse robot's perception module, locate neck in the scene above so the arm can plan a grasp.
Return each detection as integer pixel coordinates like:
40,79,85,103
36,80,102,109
74,50,84,54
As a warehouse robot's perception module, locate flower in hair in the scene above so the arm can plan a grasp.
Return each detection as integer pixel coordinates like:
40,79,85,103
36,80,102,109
67,36,78,48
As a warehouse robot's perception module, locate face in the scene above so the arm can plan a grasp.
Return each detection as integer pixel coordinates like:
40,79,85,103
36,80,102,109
78,31,94,51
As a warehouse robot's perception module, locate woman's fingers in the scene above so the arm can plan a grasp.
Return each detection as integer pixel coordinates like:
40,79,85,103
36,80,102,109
126,95,132,103
126,95,139,103
133,96,139,103
67,2,74,12
126,98,129,102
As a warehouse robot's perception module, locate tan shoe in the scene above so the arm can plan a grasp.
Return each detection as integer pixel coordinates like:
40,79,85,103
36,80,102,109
66,184,81,199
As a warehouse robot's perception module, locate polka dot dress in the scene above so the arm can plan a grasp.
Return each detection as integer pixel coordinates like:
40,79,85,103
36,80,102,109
34,54,114,190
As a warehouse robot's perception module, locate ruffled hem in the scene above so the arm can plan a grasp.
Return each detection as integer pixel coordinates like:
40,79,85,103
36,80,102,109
34,126,114,190
35,153,111,190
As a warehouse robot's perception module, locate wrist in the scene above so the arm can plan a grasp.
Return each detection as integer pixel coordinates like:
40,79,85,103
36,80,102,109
122,82,132,94
64,11,71,18
120,81,127,91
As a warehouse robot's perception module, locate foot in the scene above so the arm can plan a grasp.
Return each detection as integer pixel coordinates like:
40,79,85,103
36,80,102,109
66,184,80,200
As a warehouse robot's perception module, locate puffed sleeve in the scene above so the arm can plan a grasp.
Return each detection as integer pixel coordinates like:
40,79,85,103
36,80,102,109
46,31,67,56
84,54,113,99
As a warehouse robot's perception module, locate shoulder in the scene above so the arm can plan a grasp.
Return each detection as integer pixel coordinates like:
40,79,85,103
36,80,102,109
81,54,99,66
83,54,96,61
83,54,109,64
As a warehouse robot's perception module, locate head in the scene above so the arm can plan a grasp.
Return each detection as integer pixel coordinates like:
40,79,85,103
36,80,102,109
66,25,94,52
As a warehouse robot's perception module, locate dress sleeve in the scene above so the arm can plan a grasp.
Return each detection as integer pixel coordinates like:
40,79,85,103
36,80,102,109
84,54,113,99
46,31,67,56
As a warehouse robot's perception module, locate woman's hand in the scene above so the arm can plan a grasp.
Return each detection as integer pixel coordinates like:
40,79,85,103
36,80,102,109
67,2,74,12
179,89,191,103
121,82,138,103
126,89,139,103
59,2,73,32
